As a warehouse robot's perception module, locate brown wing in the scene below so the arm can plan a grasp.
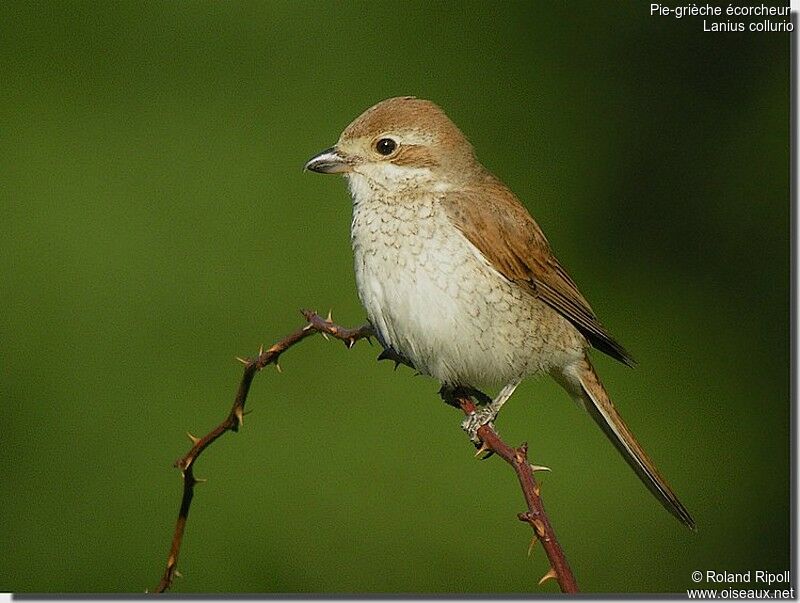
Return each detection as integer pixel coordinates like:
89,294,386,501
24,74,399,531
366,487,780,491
442,175,635,367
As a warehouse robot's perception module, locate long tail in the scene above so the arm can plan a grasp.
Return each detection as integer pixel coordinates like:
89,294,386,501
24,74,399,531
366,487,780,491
559,358,696,530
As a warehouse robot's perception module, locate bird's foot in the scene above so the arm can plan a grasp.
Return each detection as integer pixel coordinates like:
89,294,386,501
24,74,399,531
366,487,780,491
461,407,498,445
440,385,493,408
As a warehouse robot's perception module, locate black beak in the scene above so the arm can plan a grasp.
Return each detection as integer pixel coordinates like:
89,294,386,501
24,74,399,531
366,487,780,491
304,147,350,174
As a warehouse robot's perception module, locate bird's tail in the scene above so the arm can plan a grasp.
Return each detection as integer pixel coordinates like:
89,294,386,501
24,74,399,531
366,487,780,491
558,358,696,530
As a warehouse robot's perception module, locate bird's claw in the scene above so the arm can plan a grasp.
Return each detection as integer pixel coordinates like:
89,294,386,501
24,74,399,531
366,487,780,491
461,408,498,445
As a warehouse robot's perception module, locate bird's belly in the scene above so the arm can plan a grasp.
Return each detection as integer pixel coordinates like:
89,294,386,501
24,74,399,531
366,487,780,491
351,203,583,388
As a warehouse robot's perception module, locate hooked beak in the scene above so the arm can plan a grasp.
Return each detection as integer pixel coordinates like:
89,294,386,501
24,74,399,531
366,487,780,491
304,146,351,174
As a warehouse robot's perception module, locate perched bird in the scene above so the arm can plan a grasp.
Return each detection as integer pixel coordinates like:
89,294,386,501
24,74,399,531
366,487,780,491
305,96,694,529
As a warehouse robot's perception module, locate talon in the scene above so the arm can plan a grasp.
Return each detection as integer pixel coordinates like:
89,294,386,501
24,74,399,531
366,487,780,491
477,447,495,460
460,408,497,445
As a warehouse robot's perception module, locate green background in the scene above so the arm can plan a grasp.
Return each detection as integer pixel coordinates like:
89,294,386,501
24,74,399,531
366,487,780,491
1,0,791,594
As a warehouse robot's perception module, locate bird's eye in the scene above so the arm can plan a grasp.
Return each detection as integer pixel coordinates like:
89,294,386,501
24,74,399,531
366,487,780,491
375,138,397,156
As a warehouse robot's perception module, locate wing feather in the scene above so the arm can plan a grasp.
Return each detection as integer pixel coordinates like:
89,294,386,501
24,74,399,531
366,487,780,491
442,175,635,367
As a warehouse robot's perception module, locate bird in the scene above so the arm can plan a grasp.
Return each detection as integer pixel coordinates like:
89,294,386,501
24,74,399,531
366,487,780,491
304,96,694,529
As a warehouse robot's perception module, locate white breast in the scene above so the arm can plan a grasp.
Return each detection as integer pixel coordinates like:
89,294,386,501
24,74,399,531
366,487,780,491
346,173,582,389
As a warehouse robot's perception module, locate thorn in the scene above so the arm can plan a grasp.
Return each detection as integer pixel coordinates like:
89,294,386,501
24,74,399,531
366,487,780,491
259,344,264,357
538,567,557,586
235,356,249,365
345,338,355,349
194,477,207,485
186,432,200,445
474,442,492,458
532,518,546,537
326,309,333,322
275,363,282,373
527,536,538,557
234,405,244,427
529,463,551,473
321,332,330,341
174,570,183,579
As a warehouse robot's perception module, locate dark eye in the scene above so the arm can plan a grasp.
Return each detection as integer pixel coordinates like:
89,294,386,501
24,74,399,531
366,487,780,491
375,138,397,155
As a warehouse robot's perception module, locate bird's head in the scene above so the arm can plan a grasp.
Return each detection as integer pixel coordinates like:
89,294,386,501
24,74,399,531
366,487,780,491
305,96,479,192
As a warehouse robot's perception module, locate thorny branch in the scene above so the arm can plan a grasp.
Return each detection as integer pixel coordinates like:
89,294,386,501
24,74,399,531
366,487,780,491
153,310,372,593
456,395,579,593
153,310,578,593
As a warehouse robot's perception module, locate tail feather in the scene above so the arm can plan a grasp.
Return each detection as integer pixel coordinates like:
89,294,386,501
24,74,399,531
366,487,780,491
565,359,696,530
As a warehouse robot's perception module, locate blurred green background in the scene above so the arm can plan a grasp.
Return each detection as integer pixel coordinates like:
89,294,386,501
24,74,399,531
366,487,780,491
0,0,790,594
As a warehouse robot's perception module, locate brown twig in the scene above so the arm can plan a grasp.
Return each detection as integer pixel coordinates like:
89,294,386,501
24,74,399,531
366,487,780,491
456,395,579,593
153,311,578,594
153,310,373,593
